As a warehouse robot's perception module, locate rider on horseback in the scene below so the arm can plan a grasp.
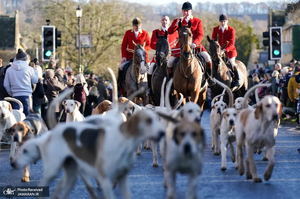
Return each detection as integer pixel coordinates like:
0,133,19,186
117,18,151,88
212,14,240,87
147,15,178,96
167,1,214,85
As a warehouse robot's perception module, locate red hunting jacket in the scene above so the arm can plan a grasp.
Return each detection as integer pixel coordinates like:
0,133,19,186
150,27,178,62
211,25,237,59
168,17,206,57
121,29,151,63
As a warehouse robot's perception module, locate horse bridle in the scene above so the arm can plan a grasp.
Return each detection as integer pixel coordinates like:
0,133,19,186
156,38,170,66
180,27,194,58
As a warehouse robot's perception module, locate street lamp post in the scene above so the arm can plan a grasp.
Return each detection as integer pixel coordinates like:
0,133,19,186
76,5,82,73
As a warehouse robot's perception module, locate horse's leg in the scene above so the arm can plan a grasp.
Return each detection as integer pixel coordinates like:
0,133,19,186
198,89,207,116
190,91,200,104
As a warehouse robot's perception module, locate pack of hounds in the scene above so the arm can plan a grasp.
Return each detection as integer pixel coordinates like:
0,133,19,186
0,68,282,199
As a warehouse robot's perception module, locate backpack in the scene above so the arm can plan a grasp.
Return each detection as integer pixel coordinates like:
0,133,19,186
0,65,11,100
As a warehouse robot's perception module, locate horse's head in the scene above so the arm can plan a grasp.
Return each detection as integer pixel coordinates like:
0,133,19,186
178,20,193,59
207,35,222,62
155,31,170,67
133,41,147,74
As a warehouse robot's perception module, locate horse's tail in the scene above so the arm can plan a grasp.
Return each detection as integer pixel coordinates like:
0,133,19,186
242,83,271,109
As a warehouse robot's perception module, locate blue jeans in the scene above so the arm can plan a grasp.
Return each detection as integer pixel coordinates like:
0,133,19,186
11,96,30,116
33,106,41,116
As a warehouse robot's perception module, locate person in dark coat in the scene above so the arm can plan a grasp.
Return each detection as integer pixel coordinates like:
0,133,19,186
73,74,89,114
84,86,99,116
44,69,66,122
96,77,109,104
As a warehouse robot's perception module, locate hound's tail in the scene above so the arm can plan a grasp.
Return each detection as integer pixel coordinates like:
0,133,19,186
47,88,74,129
4,97,24,113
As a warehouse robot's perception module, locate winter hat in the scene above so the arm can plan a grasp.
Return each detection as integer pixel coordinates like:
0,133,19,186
132,18,142,26
182,2,192,10
16,49,27,61
219,14,228,21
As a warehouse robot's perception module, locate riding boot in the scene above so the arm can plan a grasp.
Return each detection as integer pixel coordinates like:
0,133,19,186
206,62,215,86
147,74,153,97
232,66,240,87
117,69,123,87
167,67,173,78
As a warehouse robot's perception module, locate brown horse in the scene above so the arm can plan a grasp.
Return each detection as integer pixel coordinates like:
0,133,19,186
207,35,248,101
121,41,148,105
173,20,207,112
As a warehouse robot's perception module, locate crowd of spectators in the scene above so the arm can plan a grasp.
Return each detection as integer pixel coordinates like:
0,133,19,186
0,50,112,126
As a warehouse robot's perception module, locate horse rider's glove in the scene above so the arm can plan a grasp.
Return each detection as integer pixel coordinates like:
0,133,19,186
192,43,197,49
121,57,126,63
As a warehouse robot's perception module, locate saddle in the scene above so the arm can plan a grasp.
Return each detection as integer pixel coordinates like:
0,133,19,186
121,60,133,81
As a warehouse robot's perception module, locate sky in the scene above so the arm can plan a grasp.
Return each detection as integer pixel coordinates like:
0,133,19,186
124,0,275,6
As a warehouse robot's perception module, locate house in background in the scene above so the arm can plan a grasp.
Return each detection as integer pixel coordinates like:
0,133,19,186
0,11,20,66
282,23,300,63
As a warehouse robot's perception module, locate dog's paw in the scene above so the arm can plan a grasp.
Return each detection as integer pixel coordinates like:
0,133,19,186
152,163,159,167
262,156,268,161
238,167,244,176
264,172,272,181
21,176,30,182
221,167,226,171
253,177,262,183
136,152,141,156
231,156,236,163
257,149,262,154
246,173,252,179
214,151,220,156
144,146,151,150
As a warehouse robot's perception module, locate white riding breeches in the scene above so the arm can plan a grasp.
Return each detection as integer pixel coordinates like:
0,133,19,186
148,62,155,75
200,51,211,62
167,51,212,69
167,56,176,68
119,61,130,70
229,57,237,67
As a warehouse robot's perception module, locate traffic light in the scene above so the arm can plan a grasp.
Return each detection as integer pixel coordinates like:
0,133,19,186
270,27,282,60
42,26,55,62
55,28,61,48
262,31,269,47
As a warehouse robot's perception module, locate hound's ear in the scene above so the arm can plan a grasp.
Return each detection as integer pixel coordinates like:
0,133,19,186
143,40,146,48
173,126,180,145
156,30,159,38
222,110,227,118
254,102,262,119
8,103,13,111
211,104,215,109
132,40,137,46
207,35,211,42
188,20,192,28
279,103,282,117
132,105,135,113
62,100,66,106
74,100,81,108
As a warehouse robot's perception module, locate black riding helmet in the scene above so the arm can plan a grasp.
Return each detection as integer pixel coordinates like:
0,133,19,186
182,2,192,10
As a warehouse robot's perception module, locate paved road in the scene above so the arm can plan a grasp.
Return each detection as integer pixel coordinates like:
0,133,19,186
1,110,300,198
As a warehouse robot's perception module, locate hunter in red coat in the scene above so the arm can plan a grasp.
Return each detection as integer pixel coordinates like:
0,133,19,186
147,15,178,96
211,13,240,87
117,18,151,86
166,1,213,84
